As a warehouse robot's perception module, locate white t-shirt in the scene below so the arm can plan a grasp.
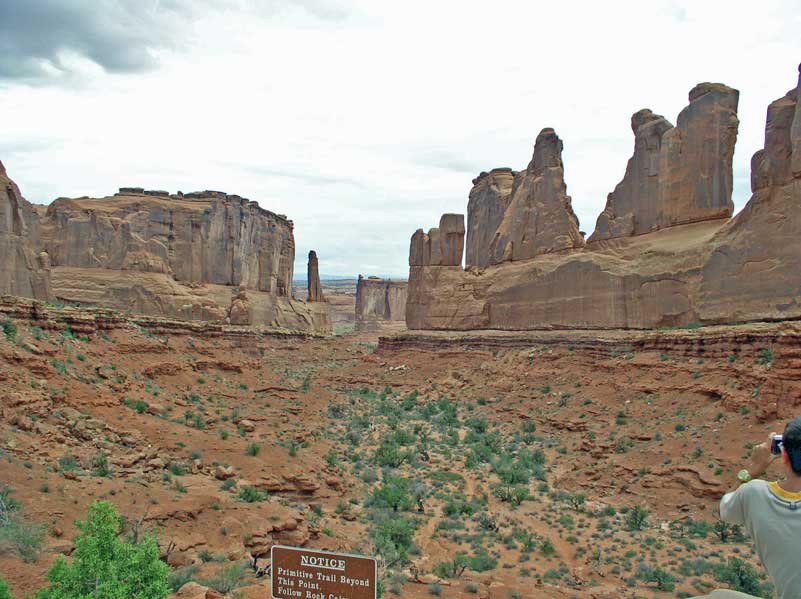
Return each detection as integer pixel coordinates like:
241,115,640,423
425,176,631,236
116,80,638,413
720,479,801,599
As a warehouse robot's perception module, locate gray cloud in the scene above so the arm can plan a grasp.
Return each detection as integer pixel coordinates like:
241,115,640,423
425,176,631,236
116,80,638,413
0,0,348,82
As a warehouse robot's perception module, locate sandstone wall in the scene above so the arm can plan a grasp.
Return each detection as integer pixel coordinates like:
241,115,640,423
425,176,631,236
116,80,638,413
39,189,296,296
0,173,329,333
408,67,801,331
355,275,407,331
590,83,739,242
0,161,52,300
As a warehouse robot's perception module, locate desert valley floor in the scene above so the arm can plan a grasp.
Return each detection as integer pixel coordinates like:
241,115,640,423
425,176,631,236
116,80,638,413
2,314,796,598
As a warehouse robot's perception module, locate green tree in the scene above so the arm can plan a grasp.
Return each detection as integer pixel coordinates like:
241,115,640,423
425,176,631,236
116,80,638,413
369,477,414,512
34,501,169,599
625,504,649,531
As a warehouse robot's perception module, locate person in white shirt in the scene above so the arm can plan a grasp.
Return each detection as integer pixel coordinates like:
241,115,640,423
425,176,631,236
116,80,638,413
714,417,801,599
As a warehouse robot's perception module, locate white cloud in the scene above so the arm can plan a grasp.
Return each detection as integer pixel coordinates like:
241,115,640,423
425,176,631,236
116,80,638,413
1,0,799,277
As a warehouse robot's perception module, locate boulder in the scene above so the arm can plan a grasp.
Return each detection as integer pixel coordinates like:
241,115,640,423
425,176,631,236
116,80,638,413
227,285,251,326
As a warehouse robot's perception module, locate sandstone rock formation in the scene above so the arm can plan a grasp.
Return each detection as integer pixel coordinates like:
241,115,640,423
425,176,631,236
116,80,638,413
407,68,801,331
306,250,324,302
699,64,801,323
0,176,330,333
409,214,465,267
590,83,739,242
466,168,515,268
355,275,407,331
228,285,251,325
0,161,52,300
487,128,584,263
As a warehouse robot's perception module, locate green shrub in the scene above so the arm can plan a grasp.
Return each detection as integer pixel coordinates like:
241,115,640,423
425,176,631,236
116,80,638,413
368,477,414,512
1,319,16,341
245,443,261,457
167,565,198,592
0,578,13,599
202,563,246,594
33,500,169,599
238,486,267,503
0,516,45,562
713,557,773,597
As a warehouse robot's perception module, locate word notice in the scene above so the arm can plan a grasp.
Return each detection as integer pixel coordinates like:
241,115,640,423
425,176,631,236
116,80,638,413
271,545,377,599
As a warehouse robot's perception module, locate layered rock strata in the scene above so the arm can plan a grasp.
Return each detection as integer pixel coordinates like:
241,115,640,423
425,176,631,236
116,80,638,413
355,275,407,332
0,162,52,300
0,177,330,333
590,83,739,242
407,69,801,331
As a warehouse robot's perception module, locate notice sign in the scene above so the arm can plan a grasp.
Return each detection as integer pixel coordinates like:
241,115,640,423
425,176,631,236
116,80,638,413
271,545,377,599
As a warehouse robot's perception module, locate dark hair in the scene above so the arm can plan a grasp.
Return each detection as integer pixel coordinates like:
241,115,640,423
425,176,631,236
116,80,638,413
783,416,801,476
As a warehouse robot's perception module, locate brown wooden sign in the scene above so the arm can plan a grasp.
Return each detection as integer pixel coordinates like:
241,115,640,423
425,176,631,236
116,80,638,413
271,545,377,599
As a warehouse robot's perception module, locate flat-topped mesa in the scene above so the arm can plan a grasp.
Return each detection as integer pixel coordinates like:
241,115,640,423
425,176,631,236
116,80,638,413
590,82,739,243
487,128,584,264
466,168,515,268
40,188,296,296
0,161,52,300
307,250,324,302
408,213,465,267
355,275,408,331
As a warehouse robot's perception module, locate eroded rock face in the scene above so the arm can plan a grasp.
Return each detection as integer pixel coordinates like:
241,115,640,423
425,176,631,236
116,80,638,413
355,275,407,331
407,68,801,331
0,162,52,300
466,168,515,268
408,214,465,267
700,65,801,322
40,189,296,296
307,250,323,302
488,128,584,263
0,177,330,333
590,83,739,242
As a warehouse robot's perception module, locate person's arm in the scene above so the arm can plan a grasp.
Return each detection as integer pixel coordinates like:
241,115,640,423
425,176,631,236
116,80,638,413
720,432,778,525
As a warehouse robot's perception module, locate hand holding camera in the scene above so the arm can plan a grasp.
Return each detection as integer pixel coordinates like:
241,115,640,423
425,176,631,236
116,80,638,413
747,432,782,478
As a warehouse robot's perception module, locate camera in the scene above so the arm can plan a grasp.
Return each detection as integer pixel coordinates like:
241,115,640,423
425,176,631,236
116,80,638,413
771,435,784,456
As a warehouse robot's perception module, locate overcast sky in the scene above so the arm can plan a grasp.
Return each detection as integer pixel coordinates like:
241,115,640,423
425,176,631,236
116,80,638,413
1,0,799,278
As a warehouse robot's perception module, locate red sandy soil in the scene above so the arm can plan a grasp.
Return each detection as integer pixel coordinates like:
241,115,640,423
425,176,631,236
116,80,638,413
0,317,795,598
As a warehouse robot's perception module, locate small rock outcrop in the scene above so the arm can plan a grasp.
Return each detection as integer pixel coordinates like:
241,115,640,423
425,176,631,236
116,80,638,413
409,214,465,267
590,83,739,242
488,128,584,263
355,275,407,331
228,285,251,325
306,250,324,302
0,161,52,300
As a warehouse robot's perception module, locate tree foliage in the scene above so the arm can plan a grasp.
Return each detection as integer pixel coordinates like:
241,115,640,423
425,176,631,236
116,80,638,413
34,501,169,599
